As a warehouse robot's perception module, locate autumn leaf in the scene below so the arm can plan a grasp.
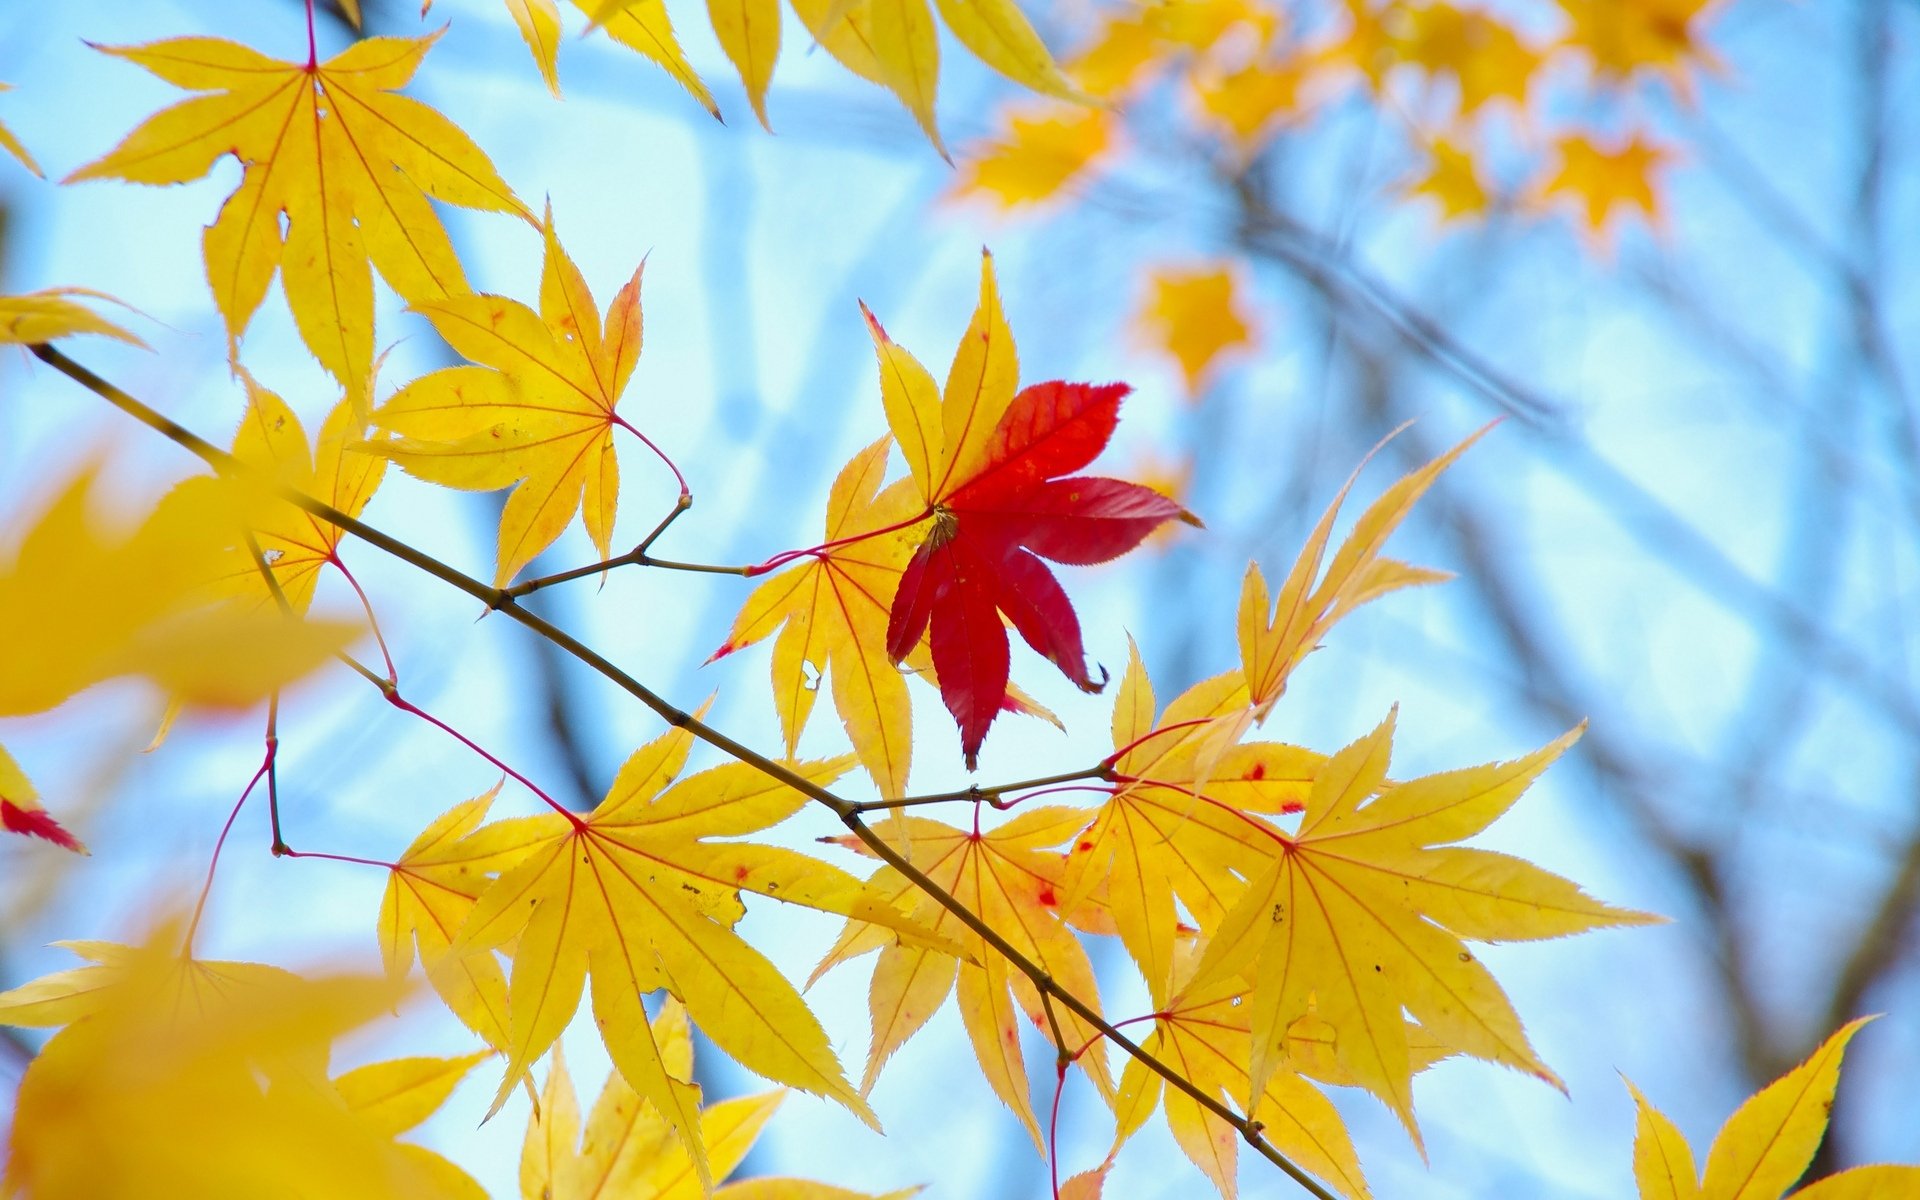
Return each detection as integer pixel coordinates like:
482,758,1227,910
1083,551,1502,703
0,82,41,175
372,214,653,587
1393,4,1539,114
1403,137,1492,221
1138,264,1256,398
0,286,146,348
1560,0,1722,86
524,1007,920,1200
0,744,86,854
714,437,925,800
1626,1017,1920,1199
1061,643,1322,997
1239,427,1482,719
0,930,456,1198
452,724,947,1184
1185,711,1657,1145
789,0,1084,153
379,785,523,1051
336,1051,493,1200
1113,972,1376,1200
217,371,386,615
0,467,358,717
951,103,1112,209
873,251,1195,766
1542,132,1670,241
813,809,1117,1151
68,32,531,410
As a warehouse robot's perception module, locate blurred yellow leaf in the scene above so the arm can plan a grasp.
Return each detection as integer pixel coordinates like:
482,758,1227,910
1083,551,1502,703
0,468,357,717
1542,132,1670,240
0,287,145,349
0,82,41,176
1,930,458,1199
1405,137,1491,220
1139,264,1255,399
952,104,1112,209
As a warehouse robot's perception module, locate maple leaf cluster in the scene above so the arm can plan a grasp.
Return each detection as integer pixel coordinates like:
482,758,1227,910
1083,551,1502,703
1,3,1916,1200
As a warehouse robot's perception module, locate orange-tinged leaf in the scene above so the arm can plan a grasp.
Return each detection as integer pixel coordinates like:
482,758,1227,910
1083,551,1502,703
933,250,1020,500
1138,264,1255,397
0,468,357,717
1239,426,1483,718
0,744,86,854
455,727,946,1180
814,811,1115,1150
68,33,530,411
1393,4,1538,114
952,104,1112,210
1701,1017,1871,1200
714,438,927,799
0,286,146,348
1187,713,1656,1145
372,216,651,586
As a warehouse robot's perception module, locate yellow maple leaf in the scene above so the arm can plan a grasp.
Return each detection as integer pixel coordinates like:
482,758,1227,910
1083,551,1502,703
1113,972,1381,1200
1626,1017,1920,1199
951,103,1113,210
1560,0,1721,86
1238,427,1479,719
336,1051,493,1200
0,467,358,717
1393,4,1540,114
813,808,1117,1151
372,215,651,587
0,82,41,176
787,0,1084,154
452,723,948,1185
1185,711,1657,1146
0,931,455,1199
1138,264,1256,398
0,287,145,348
67,32,531,410
1542,132,1670,241
524,1012,920,1200
1403,136,1491,221
379,785,523,1051
714,437,924,800
216,371,386,615
1062,644,1321,997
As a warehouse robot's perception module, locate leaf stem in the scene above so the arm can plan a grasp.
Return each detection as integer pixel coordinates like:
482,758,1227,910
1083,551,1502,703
184,753,271,954
35,343,1335,1200
611,412,688,497
331,552,396,681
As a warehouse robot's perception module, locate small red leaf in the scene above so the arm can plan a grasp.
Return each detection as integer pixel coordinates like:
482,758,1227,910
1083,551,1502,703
2,798,87,854
887,374,1193,765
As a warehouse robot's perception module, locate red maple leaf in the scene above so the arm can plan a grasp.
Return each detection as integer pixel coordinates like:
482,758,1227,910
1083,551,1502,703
886,379,1194,766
